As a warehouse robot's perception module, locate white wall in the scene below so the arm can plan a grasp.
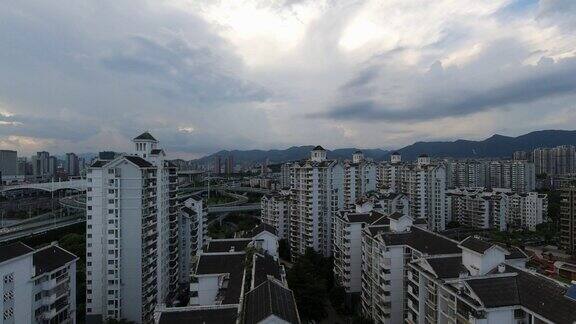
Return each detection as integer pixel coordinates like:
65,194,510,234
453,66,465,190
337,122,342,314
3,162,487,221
197,276,219,305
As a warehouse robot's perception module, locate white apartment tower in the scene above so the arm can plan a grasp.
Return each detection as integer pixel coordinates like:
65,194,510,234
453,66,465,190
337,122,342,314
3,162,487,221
261,189,291,239
289,146,344,259
344,150,377,208
407,155,447,231
86,132,179,323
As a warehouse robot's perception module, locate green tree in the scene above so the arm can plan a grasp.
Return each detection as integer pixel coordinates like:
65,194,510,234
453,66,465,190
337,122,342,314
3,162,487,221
278,239,291,261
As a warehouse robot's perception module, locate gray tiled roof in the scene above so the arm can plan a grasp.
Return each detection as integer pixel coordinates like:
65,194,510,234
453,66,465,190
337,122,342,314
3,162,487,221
426,256,467,279
134,132,157,141
459,236,495,254
33,245,77,276
124,155,153,168
205,239,252,253
158,307,238,324
196,253,246,304
243,279,300,324
253,253,282,287
379,227,461,255
0,242,34,263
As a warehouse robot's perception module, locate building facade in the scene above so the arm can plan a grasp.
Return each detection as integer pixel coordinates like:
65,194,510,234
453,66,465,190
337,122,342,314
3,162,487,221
261,190,291,240
85,132,179,323
0,242,77,324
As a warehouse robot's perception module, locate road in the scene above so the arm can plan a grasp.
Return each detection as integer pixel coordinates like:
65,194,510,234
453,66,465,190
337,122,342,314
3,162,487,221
0,214,85,243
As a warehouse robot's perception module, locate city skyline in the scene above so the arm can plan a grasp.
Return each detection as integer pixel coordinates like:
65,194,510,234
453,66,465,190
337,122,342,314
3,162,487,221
1,1,576,158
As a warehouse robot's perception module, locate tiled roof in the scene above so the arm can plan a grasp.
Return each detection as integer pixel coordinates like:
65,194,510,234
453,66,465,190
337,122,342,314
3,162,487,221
134,132,157,141
388,212,404,221
33,245,77,276
243,279,300,324
467,275,520,308
124,155,153,168
0,242,34,263
370,213,390,226
312,145,326,151
426,256,467,279
379,227,461,255
466,266,576,323
158,307,238,324
90,160,109,168
459,236,495,254
251,223,277,237
253,253,282,287
205,239,252,253
196,253,246,304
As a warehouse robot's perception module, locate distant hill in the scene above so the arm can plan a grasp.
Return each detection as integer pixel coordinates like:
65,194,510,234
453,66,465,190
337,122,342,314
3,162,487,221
195,146,390,165
193,129,576,164
396,130,576,160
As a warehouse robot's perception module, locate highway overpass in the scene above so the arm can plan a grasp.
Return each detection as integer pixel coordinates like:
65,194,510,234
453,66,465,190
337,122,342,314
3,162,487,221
1,179,86,193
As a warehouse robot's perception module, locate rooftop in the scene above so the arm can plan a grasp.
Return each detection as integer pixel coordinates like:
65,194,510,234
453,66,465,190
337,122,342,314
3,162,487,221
243,279,300,324
378,226,461,255
133,131,157,141
124,155,153,168
425,256,467,279
312,145,326,151
250,223,277,237
205,239,252,253
158,306,238,324
33,245,77,276
196,253,246,304
465,266,576,323
253,253,282,288
0,242,34,264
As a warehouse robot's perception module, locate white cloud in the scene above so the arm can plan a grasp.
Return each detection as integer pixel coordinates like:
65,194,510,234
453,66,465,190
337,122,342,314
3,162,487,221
0,0,575,157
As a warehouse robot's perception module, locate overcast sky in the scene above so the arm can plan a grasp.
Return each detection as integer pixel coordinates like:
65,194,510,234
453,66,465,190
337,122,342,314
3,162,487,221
1,0,575,159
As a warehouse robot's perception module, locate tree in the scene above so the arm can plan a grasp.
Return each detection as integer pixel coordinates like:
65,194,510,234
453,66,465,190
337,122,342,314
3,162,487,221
278,239,291,261
329,284,348,315
286,248,331,321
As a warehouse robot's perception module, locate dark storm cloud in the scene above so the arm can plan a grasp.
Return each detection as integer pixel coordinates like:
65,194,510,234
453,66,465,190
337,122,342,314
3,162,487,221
316,55,576,122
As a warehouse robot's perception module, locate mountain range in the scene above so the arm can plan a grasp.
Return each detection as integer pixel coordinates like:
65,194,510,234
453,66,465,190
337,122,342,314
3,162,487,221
193,129,576,164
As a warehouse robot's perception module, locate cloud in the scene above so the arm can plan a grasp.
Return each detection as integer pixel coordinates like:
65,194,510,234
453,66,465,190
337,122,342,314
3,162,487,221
0,0,576,157
319,55,576,122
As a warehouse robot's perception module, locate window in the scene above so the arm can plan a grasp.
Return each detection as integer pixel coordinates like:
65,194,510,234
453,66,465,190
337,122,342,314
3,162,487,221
35,292,42,301
3,273,14,283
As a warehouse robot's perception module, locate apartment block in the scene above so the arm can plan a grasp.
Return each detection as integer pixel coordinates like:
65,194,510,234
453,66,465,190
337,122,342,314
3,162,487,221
261,189,291,239
560,182,576,255
288,146,344,258
534,145,576,176
406,236,576,324
0,242,77,324
85,132,179,323
178,195,207,288
156,225,300,324
343,150,377,209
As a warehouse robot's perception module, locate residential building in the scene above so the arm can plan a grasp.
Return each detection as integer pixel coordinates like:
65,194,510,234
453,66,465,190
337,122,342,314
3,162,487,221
213,156,221,175
280,162,292,189
66,153,80,177
0,150,17,178
156,226,300,324
560,181,576,255
445,188,510,230
288,146,344,258
0,242,77,324
406,236,576,324
48,156,57,178
505,191,548,231
359,213,576,324
85,132,179,323
406,155,447,231
343,150,377,209
333,209,385,297
32,151,50,180
261,189,291,239
534,145,576,176
178,195,207,290
377,152,405,193
445,160,487,189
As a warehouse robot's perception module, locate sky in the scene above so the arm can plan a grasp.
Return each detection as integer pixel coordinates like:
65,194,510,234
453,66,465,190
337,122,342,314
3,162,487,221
1,0,575,159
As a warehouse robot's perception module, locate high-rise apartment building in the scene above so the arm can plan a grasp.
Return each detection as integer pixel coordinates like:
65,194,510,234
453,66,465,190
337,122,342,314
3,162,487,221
534,145,576,176
261,189,291,240
343,150,377,209
560,180,576,255
0,242,77,324
213,156,221,175
289,146,344,258
86,132,179,323
32,151,50,179
406,155,447,231
66,153,80,177
0,150,17,178
178,195,207,288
